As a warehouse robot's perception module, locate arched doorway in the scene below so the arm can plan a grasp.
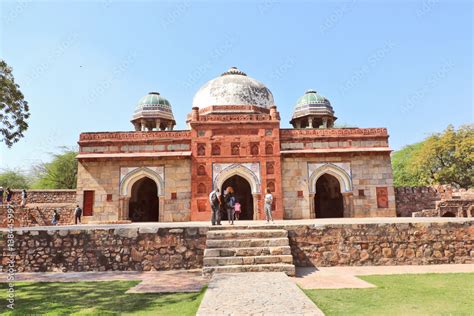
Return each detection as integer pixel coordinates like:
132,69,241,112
315,174,344,218
221,175,254,220
128,177,159,222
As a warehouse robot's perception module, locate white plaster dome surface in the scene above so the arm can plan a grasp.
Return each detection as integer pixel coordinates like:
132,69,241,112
192,67,275,109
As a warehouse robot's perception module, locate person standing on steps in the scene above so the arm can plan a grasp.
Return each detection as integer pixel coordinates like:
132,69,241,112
234,200,241,220
209,188,221,226
224,187,235,225
74,205,82,224
264,188,274,224
21,189,27,207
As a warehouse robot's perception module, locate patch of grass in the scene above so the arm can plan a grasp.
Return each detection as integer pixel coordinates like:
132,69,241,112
0,281,206,315
304,273,474,316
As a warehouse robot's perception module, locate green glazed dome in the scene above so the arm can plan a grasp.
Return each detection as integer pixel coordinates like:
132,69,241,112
132,92,175,121
291,89,334,120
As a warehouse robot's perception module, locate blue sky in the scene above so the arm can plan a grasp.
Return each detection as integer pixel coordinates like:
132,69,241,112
0,0,472,172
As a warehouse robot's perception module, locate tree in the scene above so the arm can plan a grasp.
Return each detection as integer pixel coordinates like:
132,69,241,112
413,124,473,188
0,59,30,147
32,150,78,189
0,169,30,189
392,142,426,186
392,124,474,188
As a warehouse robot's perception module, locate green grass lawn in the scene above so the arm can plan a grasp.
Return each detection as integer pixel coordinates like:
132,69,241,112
305,273,474,316
0,281,206,315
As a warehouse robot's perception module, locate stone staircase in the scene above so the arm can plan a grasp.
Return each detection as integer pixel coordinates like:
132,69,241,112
203,228,295,277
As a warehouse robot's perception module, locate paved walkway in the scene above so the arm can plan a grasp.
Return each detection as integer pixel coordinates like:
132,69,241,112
293,264,474,289
0,270,207,293
4,217,472,232
197,272,324,316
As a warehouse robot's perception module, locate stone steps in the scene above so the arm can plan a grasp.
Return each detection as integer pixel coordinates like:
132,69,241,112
207,229,288,240
204,254,294,266
202,264,296,276
204,246,292,257
203,229,295,277
206,237,289,248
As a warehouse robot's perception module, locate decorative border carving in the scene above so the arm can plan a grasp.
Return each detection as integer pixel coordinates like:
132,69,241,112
308,162,352,194
212,163,261,194
119,166,165,197
280,128,388,138
80,131,191,142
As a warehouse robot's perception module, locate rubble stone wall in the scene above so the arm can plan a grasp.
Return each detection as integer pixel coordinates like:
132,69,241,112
0,226,207,272
6,190,76,205
289,221,473,267
1,220,472,272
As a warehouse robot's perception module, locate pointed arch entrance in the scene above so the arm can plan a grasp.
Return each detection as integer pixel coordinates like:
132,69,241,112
221,175,254,220
308,163,354,218
119,167,165,222
129,177,159,222
314,174,344,218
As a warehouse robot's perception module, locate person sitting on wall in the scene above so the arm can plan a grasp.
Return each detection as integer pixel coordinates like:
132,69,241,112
209,188,221,226
51,209,60,225
74,205,82,224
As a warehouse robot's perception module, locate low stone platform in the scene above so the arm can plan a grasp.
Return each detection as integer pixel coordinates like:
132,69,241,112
197,272,324,316
0,270,207,293
2,218,472,273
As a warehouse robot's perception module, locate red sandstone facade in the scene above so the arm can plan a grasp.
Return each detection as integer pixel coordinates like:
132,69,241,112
76,67,396,223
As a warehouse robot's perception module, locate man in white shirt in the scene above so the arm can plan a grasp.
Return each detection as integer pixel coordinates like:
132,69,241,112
264,188,274,223
209,188,221,225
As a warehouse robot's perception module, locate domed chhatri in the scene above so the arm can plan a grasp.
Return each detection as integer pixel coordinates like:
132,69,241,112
192,66,275,114
290,89,336,129
131,92,176,131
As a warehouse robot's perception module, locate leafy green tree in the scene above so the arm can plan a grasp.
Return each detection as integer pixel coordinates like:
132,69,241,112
0,169,30,189
392,124,473,188
0,59,30,147
413,124,473,188
392,142,427,186
32,150,78,189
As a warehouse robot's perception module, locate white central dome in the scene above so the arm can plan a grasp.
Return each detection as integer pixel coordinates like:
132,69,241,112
192,67,275,110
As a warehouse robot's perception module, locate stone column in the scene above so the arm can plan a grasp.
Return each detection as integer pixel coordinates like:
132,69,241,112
119,196,130,221
307,117,313,129
322,118,328,128
295,121,301,129
155,119,161,131
167,122,173,131
342,192,354,217
309,193,315,218
253,193,260,220
159,196,165,222
133,122,140,131
140,119,146,131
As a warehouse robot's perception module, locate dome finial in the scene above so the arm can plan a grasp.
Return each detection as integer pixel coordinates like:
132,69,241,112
221,66,247,76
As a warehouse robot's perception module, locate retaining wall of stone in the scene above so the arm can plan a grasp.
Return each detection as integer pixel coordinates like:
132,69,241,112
0,226,207,272
289,221,473,267
1,220,472,272
7,190,76,205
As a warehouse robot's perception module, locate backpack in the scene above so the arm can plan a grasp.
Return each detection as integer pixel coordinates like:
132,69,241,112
226,195,235,208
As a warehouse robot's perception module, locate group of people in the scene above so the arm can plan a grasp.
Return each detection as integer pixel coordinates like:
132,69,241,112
51,205,83,225
209,187,274,225
0,187,26,206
